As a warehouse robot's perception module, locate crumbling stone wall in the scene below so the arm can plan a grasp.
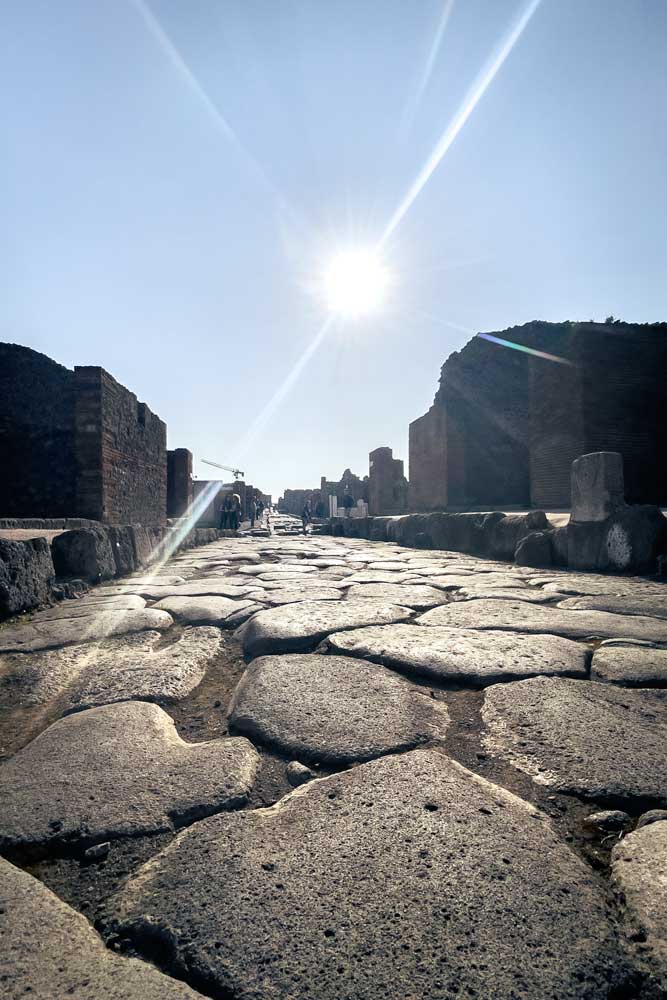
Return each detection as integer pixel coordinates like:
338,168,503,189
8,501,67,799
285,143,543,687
0,345,77,517
74,367,167,526
410,321,667,511
368,447,408,515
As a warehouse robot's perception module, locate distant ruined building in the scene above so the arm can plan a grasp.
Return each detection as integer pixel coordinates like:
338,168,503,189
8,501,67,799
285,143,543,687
409,321,667,511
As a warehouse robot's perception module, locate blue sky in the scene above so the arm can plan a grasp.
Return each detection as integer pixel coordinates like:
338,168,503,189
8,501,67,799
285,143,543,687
3,0,666,500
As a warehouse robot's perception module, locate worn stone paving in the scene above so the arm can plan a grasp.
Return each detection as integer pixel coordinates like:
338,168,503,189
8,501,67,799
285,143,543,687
0,513,666,997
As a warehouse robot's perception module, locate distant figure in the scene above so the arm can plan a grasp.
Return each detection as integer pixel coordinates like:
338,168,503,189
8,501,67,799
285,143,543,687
301,500,312,535
342,490,355,518
257,499,264,523
249,497,257,527
220,494,232,530
230,493,241,531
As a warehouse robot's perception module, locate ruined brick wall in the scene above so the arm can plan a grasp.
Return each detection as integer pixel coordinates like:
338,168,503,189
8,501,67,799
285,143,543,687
409,405,447,510
0,344,78,517
530,322,667,507
74,367,167,525
368,447,408,515
167,448,193,518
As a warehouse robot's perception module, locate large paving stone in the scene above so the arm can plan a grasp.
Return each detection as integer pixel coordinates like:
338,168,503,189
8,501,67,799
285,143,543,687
29,594,146,621
241,600,412,658
151,595,254,625
107,749,629,1000
228,653,449,762
417,598,667,642
558,593,667,619
64,626,221,712
611,820,667,992
591,641,667,687
0,701,259,854
540,575,657,597
51,527,116,582
322,623,589,686
238,563,319,576
0,858,205,999
121,580,256,600
483,677,667,806
0,608,173,653
259,587,343,606
345,582,449,609
454,586,553,604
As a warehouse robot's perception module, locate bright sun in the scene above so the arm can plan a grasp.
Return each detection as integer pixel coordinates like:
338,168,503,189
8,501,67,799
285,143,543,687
324,249,388,317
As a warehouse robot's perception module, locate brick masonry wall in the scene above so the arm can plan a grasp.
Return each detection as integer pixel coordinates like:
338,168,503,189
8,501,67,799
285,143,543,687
368,448,408,515
75,367,167,525
0,344,78,517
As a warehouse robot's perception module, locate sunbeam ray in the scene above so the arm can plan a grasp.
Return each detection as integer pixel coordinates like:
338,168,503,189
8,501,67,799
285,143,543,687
381,0,542,246
400,0,455,136
235,314,335,458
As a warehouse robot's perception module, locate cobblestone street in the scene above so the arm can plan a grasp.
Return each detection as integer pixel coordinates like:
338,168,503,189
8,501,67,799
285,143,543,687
1,516,666,997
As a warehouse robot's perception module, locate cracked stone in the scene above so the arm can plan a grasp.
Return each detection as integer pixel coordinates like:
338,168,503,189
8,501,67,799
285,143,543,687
0,858,205,998
483,677,667,806
0,609,174,653
0,701,259,855
417,598,667,642
321,623,589,685
107,750,630,1000
241,600,413,658
228,653,449,762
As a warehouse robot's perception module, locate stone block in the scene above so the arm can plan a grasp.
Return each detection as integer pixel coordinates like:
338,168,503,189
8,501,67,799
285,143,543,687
551,525,569,566
107,526,136,576
514,530,553,567
51,528,116,582
568,506,667,572
0,538,55,618
128,525,154,567
369,517,391,542
571,452,625,523
490,511,550,560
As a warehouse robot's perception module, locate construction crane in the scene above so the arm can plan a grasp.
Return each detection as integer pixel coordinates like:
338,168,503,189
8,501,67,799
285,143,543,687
201,458,245,480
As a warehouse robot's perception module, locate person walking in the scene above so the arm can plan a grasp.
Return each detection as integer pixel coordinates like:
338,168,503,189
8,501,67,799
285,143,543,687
342,489,355,519
249,497,257,528
301,500,312,536
220,494,231,530
230,493,241,531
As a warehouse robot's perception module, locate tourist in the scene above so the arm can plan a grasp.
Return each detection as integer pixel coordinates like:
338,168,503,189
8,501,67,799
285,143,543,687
249,497,257,527
220,494,231,530
301,500,312,535
230,493,241,531
342,489,355,518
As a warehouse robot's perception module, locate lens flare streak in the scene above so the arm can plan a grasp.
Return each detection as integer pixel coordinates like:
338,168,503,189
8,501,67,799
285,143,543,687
479,332,575,366
381,0,542,245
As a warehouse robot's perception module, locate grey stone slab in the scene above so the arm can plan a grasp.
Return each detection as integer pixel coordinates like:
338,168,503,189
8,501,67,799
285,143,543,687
108,749,629,1000
0,858,205,999
612,820,667,992
228,653,449,763
0,701,259,854
127,575,186,586
259,587,343,606
238,563,319,576
591,643,667,686
0,628,204,709
541,576,657,597
345,583,449,609
64,626,221,712
28,595,146,622
559,594,667,619
454,587,553,604
483,677,667,806
417,599,667,642
365,561,410,571
241,600,413,658
133,581,256,600
345,571,417,585
0,609,174,653
322,624,589,686
151,596,254,625
222,603,265,629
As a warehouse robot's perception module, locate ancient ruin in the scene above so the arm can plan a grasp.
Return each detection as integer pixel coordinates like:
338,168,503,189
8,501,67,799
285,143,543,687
409,321,667,511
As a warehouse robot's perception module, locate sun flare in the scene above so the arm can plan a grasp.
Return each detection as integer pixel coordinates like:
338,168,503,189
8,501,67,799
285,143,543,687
324,249,388,317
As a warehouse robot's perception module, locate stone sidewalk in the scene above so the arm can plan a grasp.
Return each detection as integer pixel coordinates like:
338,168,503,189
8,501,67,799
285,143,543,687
1,515,666,997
